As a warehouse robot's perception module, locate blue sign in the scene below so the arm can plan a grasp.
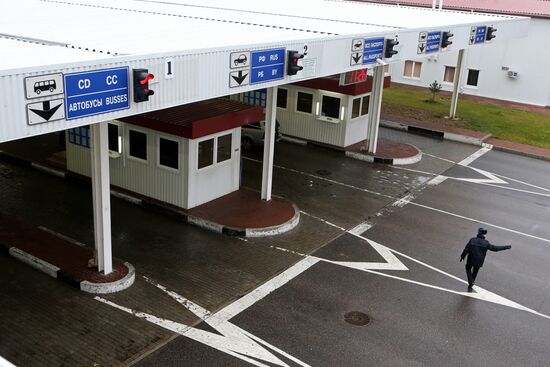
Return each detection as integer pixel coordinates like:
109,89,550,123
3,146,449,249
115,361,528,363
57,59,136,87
475,26,487,44
250,48,285,84
363,37,385,64
426,31,442,53
65,67,129,120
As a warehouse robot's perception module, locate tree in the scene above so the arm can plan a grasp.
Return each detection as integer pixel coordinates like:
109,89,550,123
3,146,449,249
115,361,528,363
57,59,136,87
428,80,442,102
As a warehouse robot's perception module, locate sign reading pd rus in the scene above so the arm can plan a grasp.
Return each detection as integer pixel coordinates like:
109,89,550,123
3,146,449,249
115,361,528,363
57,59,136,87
64,67,130,120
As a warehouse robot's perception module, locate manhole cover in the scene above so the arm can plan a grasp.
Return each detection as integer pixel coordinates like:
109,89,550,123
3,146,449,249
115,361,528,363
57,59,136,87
316,169,331,176
344,311,370,326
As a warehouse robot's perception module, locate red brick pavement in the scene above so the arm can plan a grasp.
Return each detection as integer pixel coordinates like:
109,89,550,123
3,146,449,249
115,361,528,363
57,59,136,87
486,138,550,161
188,188,296,229
0,213,128,283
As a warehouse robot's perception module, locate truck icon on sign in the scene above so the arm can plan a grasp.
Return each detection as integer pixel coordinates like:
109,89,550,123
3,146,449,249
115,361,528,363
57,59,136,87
34,80,57,94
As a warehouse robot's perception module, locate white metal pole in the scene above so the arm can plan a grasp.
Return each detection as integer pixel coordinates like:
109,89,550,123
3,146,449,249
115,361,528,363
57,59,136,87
439,0,444,10
449,49,465,119
367,65,385,154
261,87,278,201
91,121,113,274
432,0,436,9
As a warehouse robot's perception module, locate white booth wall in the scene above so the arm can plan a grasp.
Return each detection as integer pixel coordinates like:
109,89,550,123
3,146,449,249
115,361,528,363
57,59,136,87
66,121,241,209
238,86,371,148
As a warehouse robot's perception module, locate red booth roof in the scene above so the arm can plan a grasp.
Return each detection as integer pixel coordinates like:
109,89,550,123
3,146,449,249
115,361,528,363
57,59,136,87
120,98,264,139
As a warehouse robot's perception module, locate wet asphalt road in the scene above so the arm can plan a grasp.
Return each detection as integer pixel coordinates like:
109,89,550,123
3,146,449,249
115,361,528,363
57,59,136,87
1,128,549,366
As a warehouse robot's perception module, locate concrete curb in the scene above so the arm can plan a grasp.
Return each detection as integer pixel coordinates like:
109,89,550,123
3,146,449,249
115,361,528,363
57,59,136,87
0,151,299,238
345,149,422,166
3,244,135,294
380,120,490,146
245,203,300,237
490,145,550,162
283,134,423,166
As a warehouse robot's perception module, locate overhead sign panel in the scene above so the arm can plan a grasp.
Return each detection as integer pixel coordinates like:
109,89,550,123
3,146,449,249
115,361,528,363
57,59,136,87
64,67,129,120
470,26,487,45
250,48,285,84
26,99,65,125
24,73,64,99
363,37,385,64
426,31,442,53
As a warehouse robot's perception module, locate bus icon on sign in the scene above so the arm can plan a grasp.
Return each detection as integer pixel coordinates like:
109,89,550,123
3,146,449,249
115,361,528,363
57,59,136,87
34,80,57,94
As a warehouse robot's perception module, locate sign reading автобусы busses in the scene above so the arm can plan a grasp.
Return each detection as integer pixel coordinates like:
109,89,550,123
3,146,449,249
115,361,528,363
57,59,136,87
64,67,129,120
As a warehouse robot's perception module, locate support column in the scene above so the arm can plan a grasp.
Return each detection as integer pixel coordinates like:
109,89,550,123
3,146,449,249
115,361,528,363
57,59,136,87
449,49,465,119
91,121,113,274
367,64,385,154
261,87,278,201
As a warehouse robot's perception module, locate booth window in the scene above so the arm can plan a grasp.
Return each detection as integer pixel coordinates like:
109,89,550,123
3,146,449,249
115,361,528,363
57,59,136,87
198,138,214,169
296,91,313,114
467,69,480,86
159,137,179,170
321,95,340,119
217,134,232,163
352,98,361,119
108,123,120,153
444,66,456,83
403,60,422,78
129,130,147,161
361,96,370,116
277,88,288,109
243,89,267,107
68,126,90,148
351,96,370,119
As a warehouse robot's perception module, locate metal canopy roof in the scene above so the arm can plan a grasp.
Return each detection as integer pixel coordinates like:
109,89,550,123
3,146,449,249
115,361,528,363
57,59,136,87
0,0,529,142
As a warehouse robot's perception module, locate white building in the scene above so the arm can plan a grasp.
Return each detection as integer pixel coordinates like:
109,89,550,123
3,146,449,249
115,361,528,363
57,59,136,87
66,99,263,209
363,0,550,107
236,73,391,148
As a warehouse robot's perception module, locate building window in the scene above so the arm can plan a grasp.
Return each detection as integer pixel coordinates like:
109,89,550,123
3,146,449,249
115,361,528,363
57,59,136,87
467,69,480,87
243,89,267,107
361,96,370,116
296,91,313,114
444,66,456,83
321,95,341,119
403,60,422,78
198,138,214,169
351,95,370,119
352,98,361,119
217,134,232,163
159,137,179,170
68,126,91,148
108,123,121,153
277,88,288,109
129,129,147,161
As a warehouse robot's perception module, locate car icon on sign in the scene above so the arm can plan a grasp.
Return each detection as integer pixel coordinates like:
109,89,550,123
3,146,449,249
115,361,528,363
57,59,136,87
234,54,248,66
354,41,363,49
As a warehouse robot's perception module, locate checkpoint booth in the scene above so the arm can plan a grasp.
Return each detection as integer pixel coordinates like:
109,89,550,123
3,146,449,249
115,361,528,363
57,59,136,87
235,72,391,148
66,98,263,209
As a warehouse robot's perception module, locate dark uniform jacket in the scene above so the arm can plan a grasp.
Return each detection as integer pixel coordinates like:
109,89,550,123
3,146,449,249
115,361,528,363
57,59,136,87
461,235,508,268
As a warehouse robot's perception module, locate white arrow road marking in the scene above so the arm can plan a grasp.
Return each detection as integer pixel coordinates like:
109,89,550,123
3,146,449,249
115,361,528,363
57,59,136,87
95,257,318,367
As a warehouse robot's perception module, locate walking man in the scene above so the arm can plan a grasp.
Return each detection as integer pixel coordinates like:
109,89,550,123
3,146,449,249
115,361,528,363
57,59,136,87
460,228,511,290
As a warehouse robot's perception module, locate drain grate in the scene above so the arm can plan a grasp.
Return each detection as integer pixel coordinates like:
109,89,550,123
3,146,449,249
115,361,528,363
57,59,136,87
315,169,331,176
344,311,370,326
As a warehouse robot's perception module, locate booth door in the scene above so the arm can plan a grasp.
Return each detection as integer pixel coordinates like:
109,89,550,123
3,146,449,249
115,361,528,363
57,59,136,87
188,130,240,208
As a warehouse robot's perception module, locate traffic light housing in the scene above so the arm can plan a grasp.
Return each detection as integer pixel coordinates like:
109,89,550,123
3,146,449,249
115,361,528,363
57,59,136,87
287,50,304,76
441,31,453,49
133,69,155,103
384,38,399,58
486,26,497,41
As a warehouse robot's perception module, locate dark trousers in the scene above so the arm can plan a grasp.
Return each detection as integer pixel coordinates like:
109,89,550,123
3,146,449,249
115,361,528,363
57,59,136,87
465,263,480,286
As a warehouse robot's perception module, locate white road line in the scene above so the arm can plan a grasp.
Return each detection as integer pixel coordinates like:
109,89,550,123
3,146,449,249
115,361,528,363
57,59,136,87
470,182,550,198
421,152,456,164
299,210,347,231
216,256,320,321
410,201,550,244
349,222,373,236
243,156,393,199
458,145,493,166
